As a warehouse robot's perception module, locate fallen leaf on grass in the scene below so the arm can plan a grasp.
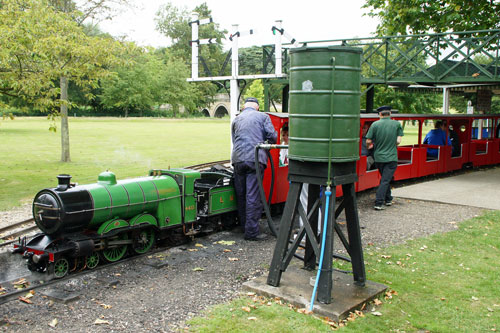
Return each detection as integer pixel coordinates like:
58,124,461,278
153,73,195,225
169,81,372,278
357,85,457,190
248,317,257,321
242,306,251,313
48,319,58,328
371,311,382,316
228,257,239,261
192,267,204,272
355,310,364,317
247,292,256,296
216,240,236,246
94,318,110,325
373,299,382,306
472,296,479,301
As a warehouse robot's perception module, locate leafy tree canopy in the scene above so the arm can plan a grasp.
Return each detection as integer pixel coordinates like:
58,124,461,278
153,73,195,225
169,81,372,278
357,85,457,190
363,0,500,35
0,0,126,111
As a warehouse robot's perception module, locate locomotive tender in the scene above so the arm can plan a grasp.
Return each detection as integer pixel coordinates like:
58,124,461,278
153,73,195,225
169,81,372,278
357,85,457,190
16,168,237,278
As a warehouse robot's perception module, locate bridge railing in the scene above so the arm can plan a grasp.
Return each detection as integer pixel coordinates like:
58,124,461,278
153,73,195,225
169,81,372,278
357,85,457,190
263,29,500,86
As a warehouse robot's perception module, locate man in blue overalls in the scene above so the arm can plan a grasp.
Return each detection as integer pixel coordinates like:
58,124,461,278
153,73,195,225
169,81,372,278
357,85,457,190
231,97,277,241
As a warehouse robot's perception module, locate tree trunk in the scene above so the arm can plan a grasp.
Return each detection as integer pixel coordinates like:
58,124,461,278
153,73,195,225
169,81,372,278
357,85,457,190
124,108,128,118
60,76,71,162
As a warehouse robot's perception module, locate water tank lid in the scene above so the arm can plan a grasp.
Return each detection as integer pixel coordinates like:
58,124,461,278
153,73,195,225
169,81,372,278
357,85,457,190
98,171,117,185
290,45,362,54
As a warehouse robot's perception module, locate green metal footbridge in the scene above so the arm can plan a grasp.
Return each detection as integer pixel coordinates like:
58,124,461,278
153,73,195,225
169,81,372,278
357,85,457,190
261,29,500,112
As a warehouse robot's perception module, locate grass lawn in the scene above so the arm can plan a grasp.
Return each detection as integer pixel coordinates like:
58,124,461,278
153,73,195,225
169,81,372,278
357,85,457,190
188,210,500,332
0,117,231,211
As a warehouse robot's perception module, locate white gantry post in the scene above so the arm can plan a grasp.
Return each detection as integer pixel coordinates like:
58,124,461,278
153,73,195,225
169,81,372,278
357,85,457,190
230,24,240,126
191,12,199,80
274,20,283,76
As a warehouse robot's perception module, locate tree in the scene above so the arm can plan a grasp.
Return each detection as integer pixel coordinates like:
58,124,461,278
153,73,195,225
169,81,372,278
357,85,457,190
100,49,196,117
0,0,127,162
243,80,264,107
155,2,227,110
363,0,500,35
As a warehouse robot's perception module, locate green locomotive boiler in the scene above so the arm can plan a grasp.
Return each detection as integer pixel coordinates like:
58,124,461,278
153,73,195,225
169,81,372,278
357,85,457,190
15,168,238,278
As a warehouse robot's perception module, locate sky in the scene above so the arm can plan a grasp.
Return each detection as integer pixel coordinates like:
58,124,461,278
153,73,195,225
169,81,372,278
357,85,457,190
99,0,380,48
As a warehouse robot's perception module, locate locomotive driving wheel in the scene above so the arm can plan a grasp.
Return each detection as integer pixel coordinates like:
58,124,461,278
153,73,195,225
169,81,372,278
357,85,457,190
54,257,69,278
102,233,128,262
86,252,100,269
131,228,155,254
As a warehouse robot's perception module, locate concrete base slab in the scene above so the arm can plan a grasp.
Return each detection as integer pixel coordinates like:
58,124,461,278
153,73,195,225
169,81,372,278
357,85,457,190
41,289,80,304
243,264,387,321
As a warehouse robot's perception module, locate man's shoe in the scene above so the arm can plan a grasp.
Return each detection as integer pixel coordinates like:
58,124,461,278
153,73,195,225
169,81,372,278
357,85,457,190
374,205,385,211
244,234,268,241
385,201,393,206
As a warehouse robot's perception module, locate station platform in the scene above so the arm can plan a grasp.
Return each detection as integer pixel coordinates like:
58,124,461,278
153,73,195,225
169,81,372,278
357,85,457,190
392,166,500,210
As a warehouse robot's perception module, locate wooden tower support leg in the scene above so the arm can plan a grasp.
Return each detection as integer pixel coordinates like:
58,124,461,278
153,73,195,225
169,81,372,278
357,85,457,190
341,183,366,286
304,184,320,270
316,191,336,304
267,182,302,287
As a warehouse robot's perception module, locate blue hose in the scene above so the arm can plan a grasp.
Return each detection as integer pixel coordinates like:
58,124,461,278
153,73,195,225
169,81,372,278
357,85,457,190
309,187,332,311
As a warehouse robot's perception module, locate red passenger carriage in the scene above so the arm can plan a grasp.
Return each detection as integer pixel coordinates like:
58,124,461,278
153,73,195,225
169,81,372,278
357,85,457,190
262,112,500,202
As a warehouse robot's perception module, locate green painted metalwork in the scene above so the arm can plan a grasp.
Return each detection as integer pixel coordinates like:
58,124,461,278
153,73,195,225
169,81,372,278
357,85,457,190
288,46,362,162
129,213,158,227
54,258,69,278
102,232,128,262
86,253,99,269
98,218,129,235
263,29,500,89
131,229,155,254
85,173,181,229
209,187,237,215
150,169,201,224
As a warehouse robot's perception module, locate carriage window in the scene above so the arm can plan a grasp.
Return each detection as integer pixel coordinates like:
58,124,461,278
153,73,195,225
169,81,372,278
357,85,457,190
471,119,492,139
400,120,419,145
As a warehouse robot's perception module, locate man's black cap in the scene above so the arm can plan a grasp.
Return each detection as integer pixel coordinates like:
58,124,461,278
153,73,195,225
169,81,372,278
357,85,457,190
376,105,392,112
245,97,259,105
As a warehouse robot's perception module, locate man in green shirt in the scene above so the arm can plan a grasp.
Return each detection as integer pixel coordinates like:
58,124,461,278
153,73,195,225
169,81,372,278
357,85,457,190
366,106,404,210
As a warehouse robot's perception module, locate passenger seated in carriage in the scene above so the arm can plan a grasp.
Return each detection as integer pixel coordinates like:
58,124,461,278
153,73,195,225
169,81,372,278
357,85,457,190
423,120,451,158
449,125,461,157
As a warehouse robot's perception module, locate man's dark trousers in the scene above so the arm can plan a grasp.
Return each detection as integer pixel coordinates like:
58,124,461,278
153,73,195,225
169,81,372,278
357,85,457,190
233,161,265,238
375,161,398,206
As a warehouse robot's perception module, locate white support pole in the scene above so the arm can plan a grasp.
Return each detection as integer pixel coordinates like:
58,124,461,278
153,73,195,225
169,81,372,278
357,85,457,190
229,24,240,155
191,12,199,80
230,24,240,126
442,87,450,114
274,20,283,76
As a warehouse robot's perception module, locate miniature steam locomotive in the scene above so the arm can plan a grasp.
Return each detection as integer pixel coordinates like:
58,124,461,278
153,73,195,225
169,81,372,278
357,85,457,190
15,168,238,278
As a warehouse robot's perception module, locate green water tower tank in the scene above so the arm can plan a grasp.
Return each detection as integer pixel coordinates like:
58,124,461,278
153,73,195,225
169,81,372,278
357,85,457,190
288,46,362,163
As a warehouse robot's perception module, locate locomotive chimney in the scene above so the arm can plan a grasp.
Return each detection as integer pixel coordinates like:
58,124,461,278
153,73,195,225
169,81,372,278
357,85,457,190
56,174,72,191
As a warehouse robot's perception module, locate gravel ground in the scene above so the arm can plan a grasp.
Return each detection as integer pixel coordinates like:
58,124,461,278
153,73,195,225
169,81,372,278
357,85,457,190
0,190,487,332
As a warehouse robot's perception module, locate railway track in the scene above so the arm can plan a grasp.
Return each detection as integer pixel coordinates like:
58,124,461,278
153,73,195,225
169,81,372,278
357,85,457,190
0,245,172,305
0,218,37,248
